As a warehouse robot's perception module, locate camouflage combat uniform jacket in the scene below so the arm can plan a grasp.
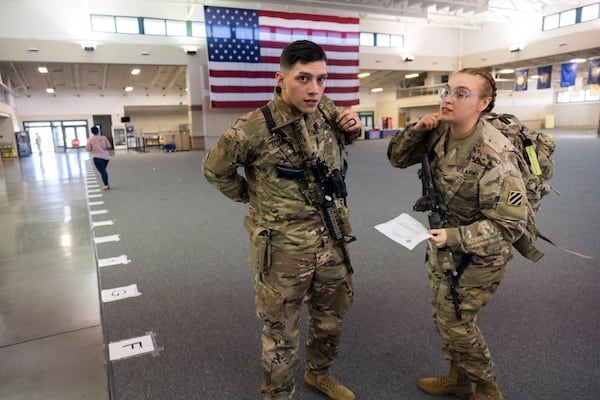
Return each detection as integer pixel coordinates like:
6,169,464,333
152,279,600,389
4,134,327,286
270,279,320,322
388,119,528,274
203,93,358,254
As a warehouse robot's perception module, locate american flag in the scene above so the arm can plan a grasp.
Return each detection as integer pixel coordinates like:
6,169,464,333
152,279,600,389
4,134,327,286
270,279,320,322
204,6,360,108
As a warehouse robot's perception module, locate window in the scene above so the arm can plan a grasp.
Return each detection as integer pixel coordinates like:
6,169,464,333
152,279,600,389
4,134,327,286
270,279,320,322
559,9,576,27
191,21,206,37
557,89,600,103
376,33,390,47
360,32,403,47
543,13,559,30
209,24,231,39
144,18,166,35
87,12,400,48
581,3,600,22
543,2,600,31
115,16,139,34
390,34,403,48
236,26,256,40
166,20,188,36
360,32,374,47
91,15,116,33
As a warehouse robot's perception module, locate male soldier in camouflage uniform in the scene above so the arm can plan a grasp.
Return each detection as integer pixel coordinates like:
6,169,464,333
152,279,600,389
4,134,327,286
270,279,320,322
203,40,362,400
387,68,528,400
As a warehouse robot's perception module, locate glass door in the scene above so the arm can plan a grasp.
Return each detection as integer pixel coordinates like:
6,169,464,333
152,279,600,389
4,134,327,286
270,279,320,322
52,122,64,151
25,120,89,151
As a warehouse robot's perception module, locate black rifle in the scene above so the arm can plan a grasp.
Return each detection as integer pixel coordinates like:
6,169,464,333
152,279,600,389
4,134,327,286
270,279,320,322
277,160,355,274
421,153,466,320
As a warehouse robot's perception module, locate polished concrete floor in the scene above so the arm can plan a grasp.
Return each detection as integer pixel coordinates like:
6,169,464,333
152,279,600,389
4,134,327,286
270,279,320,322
1,128,598,399
0,150,109,400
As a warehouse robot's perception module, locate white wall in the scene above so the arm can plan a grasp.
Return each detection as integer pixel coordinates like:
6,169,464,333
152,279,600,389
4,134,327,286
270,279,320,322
461,20,600,68
552,103,600,127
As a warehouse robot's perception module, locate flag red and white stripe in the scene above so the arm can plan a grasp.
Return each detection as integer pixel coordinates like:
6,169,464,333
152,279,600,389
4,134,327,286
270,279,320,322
205,6,360,108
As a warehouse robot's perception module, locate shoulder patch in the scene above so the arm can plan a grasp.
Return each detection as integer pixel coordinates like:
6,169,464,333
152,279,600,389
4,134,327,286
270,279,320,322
508,190,524,206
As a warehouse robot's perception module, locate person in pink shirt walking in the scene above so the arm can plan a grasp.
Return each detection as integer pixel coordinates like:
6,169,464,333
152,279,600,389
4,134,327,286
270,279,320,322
86,126,112,190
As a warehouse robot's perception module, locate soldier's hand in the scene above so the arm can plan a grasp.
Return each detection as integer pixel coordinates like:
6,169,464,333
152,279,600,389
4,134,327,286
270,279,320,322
413,113,440,132
428,228,447,248
336,110,362,132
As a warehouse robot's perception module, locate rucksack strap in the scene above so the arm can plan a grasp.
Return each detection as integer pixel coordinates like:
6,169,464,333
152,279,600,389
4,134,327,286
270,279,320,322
260,104,276,133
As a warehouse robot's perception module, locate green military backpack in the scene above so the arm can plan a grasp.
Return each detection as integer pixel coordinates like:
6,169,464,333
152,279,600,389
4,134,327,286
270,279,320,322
484,113,558,262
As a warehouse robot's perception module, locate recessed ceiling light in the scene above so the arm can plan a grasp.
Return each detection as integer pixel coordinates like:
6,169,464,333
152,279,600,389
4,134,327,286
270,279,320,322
357,72,371,78
46,88,54,93
499,69,515,74
371,87,383,93
405,73,419,79
570,58,587,63
124,86,133,92
131,68,141,75
38,66,48,73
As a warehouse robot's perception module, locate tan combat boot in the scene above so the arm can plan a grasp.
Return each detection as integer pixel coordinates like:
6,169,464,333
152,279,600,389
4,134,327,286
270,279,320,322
304,370,355,400
469,381,504,400
418,362,473,399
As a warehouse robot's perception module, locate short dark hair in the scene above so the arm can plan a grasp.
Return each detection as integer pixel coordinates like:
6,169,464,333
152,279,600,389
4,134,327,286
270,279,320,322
280,40,327,70
91,126,100,135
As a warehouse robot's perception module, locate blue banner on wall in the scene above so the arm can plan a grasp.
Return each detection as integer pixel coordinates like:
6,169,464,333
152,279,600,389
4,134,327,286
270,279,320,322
560,62,578,87
588,59,600,85
537,65,552,89
515,69,528,91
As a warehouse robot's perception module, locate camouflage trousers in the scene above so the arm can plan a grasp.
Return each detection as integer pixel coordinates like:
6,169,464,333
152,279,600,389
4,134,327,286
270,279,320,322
427,249,507,384
254,243,354,400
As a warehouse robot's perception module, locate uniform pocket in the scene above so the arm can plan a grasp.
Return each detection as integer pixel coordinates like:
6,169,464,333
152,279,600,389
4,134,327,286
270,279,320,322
245,216,272,274
254,273,285,318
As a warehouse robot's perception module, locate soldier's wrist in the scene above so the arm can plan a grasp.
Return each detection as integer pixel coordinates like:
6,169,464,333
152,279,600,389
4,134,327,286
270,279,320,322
445,227,461,249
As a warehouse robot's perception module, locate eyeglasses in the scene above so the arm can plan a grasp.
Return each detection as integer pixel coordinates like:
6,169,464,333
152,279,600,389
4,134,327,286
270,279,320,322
439,87,482,100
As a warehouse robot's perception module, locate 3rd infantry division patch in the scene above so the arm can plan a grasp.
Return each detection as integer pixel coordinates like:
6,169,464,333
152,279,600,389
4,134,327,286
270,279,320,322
508,190,524,206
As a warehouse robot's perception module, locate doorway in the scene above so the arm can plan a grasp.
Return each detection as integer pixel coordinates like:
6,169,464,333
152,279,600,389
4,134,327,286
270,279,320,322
398,113,407,128
24,120,89,153
93,115,113,147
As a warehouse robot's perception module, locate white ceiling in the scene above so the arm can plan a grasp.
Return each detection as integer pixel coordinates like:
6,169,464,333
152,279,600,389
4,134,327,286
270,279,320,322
0,0,595,98
0,62,189,98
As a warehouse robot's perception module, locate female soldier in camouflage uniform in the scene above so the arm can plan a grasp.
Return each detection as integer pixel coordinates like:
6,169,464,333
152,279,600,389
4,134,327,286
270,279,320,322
203,40,361,400
387,68,528,400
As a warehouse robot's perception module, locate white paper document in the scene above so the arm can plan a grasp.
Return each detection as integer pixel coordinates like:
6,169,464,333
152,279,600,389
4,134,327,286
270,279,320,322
374,213,432,250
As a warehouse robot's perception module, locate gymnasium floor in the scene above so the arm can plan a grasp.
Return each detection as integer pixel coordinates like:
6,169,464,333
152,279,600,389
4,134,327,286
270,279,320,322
1,130,598,399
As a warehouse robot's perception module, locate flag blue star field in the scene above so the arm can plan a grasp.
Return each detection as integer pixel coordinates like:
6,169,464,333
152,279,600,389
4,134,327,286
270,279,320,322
204,6,360,108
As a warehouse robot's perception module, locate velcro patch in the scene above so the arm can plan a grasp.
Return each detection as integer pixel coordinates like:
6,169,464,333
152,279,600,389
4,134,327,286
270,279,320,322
508,191,524,206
